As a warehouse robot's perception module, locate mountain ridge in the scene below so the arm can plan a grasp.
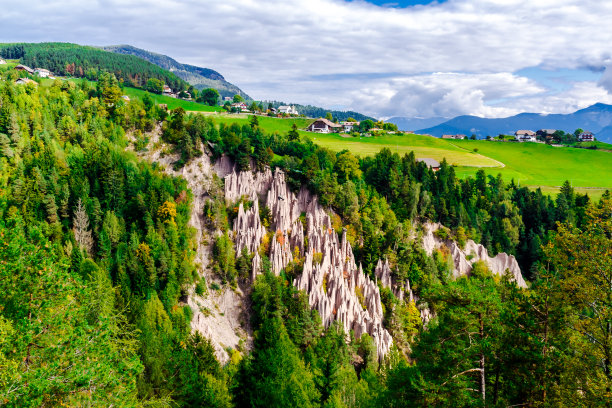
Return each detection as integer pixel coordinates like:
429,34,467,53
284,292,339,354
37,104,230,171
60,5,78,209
100,44,251,99
411,103,612,142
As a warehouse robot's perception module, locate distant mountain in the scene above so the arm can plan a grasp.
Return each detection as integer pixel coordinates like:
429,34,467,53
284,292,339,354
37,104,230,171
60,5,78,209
100,45,250,99
416,103,612,143
387,116,449,132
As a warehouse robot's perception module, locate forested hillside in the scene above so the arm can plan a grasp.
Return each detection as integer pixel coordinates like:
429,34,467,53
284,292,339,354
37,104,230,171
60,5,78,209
101,44,251,99
0,42,188,91
0,64,610,407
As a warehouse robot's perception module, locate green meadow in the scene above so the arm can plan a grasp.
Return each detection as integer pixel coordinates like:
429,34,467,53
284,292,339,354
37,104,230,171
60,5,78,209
31,75,225,113
450,140,612,199
304,132,501,167
122,87,224,112
211,115,312,133
206,115,612,200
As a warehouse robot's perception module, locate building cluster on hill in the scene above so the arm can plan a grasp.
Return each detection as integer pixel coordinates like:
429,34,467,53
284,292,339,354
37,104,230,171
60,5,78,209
442,134,466,139
306,118,362,133
14,64,55,79
514,129,594,142
161,84,191,99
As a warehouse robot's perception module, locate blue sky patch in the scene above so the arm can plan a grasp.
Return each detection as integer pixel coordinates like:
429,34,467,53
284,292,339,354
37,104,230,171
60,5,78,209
346,0,446,8
516,66,602,93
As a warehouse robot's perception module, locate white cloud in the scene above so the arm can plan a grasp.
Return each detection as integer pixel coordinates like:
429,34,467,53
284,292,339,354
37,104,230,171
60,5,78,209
2,0,612,117
350,72,545,118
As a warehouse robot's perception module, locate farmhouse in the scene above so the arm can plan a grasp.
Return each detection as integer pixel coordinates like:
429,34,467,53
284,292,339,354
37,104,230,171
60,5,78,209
341,121,360,132
15,78,37,86
231,102,249,112
307,118,342,133
442,134,465,140
417,158,441,171
515,130,536,142
278,105,298,115
0,59,6,65
537,129,556,141
162,85,176,97
15,64,34,74
578,131,594,142
121,95,130,103
34,68,51,78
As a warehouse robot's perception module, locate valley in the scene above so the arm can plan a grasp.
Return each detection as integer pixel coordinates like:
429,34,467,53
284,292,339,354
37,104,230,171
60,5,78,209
0,37,610,408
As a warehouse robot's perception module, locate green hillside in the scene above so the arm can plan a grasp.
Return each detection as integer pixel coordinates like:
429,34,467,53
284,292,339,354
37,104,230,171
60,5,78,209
122,86,224,112
100,44,251,99
206,114,612,199
450,140,612,199
0,42,188,91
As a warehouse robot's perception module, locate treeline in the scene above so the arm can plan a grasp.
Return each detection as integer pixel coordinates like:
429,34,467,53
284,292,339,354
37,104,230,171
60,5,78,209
0,42,187,91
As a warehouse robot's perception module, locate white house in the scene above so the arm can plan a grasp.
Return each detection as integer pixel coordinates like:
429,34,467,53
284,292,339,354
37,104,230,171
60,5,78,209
231,102,249,112
307,118,342,133
162,85,176,97
278,105,298,115
121,95,131,103
0,59,6,65
34,68,51,78
515,130,536,142
341,121,360,132
578,131,594,142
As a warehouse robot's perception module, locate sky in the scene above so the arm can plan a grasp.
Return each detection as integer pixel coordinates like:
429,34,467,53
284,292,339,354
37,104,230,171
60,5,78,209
2,0,612,119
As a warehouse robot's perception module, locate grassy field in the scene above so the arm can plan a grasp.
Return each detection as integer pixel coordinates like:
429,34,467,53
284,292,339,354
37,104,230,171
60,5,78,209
122,87,224,112
305,132,502,167
210,115,312,133
449,140,612,199
206,115,611,200
207,116,500,167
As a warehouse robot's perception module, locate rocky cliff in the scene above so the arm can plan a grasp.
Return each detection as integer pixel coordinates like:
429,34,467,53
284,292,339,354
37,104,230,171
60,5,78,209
227,168,393,359
421,222,526,288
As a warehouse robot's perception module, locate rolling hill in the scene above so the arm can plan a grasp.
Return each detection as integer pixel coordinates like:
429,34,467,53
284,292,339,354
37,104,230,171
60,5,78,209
415,103,612,143
202,114,612,199
100,44,251,99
